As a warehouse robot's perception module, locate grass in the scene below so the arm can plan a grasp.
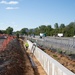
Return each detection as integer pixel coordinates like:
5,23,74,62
53,55,57,58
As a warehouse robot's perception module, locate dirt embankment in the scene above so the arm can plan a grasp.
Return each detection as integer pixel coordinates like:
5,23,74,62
0,38,34,75
19,39,34,75
41,49,75,73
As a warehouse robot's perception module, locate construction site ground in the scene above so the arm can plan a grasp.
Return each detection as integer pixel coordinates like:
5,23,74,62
0,38,47,75
20,39,47,75
23,39,75,74
26,49,47,75
1,37,75,75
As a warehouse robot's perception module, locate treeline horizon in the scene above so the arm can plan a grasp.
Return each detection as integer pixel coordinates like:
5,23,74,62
0,21,75,37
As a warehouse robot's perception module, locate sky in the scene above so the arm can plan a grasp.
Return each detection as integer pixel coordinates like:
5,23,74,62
0,0,75,31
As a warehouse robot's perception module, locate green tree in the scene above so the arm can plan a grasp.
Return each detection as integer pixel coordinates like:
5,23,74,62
6,27,13,35
34,27,40,35
59,24,65,33
64,22,75,37
28,29,35,35
54,23,59,36
50,29,55,36
60,24,65,29
20,28,28,35
46,25,52,36
0,30,3,34
39,25,46,33
68,22,75,36
54,23,59,29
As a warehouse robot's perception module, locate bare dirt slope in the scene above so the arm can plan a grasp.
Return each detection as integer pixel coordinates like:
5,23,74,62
0,39,34,75
20,39,47,75
27,50,47,75
20,40,34,75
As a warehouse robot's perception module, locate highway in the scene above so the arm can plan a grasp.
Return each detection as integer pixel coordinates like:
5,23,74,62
29,36,75,53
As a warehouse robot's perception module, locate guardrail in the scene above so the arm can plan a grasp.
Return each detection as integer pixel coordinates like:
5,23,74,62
27,40,75,75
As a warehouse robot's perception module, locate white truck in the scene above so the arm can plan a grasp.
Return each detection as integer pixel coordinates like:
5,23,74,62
57,33,63,37
40,33,46,38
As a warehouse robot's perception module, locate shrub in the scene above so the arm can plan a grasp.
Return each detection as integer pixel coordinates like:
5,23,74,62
57,49,62,54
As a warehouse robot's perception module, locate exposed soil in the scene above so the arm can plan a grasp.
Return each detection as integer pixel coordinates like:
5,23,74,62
0,38,34,75
22,38,47,75
0,39,25,75
26,50,47,75
41,49,75,73
1,36,74,74
19,39,34,75
0,37,47,75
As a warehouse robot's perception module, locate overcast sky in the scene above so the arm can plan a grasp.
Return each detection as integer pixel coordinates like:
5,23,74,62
0,0,75,31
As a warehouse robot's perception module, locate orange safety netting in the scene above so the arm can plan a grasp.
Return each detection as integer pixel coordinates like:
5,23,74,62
0,35,16,51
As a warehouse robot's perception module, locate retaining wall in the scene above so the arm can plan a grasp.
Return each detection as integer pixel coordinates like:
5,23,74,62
27,40,75,75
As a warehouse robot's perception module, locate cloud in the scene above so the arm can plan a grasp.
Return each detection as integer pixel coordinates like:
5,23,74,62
6,7,19,10
0,0,19,5
8,1,19,4
0,0,7,4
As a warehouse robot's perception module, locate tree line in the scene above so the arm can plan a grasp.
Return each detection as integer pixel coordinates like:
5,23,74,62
0,22,75,37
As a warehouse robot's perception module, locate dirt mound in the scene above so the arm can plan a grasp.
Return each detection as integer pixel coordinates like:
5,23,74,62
0,39,25,75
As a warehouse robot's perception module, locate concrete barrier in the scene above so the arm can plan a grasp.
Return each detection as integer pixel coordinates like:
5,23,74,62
27,40,75,75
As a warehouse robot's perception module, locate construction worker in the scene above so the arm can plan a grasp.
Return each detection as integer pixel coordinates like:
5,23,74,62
25,42,29,50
